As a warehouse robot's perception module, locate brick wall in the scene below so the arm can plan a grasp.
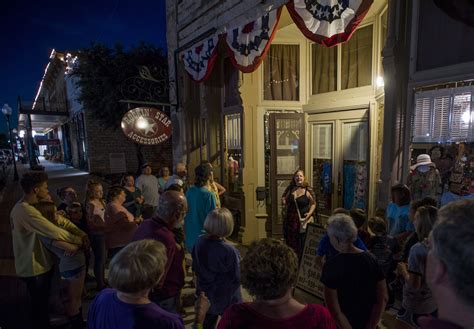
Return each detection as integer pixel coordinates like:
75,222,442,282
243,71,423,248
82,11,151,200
84,110,173,175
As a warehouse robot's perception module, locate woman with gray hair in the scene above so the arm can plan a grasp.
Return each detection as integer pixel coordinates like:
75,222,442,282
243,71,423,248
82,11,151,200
192,208,242,329
320,214,387,329
87,239,209,329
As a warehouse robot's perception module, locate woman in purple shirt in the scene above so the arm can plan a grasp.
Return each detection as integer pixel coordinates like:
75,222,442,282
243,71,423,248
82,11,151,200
192,208,242,329
87,239,184,329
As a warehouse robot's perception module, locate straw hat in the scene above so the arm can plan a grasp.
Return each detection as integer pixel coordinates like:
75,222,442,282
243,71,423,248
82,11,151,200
411,154,435,170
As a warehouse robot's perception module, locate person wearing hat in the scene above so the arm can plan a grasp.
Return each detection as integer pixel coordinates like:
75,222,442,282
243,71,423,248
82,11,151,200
135,163,160,217
407,154,442,203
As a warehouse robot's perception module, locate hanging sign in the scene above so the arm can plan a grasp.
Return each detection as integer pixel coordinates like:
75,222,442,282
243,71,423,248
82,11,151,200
121,107,172,145
225,7,282,73
286,0,373,47
182,34,220,82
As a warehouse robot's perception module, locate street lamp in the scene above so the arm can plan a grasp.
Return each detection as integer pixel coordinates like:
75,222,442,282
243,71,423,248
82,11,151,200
2,104,19,181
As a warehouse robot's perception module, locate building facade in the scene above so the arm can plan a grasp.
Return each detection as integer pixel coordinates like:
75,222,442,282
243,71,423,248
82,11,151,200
166,0,389,242
20,50,173,176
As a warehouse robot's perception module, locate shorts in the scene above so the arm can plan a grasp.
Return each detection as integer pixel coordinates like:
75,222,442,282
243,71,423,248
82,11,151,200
60,266,85,279
396,307,437,328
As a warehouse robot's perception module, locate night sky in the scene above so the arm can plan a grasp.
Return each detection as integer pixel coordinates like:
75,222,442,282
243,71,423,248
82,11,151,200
0,0,167,133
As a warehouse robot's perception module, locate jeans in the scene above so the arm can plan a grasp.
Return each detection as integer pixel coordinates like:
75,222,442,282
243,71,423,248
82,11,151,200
90,234,106,289
22,268,54,329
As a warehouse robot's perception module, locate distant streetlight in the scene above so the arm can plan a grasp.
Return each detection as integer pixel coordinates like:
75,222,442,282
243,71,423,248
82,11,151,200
2,104,19,181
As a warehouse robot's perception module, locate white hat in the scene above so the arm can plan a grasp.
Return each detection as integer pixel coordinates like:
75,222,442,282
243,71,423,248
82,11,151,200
411,154,435,170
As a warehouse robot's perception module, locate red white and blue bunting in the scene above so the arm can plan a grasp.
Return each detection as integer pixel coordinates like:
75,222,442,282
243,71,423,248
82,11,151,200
225,7,282,73
286,0,373,47
181,34,220,82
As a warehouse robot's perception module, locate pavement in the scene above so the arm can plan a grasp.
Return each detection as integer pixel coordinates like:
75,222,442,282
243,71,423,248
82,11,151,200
0,158,397,329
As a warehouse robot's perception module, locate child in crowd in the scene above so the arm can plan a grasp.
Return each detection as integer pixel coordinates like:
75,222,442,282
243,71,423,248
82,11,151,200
386,184,414,243
403,197,437,262
192,208,242,329
350,208,371,246
367,216,401,307
35,200,87,329
396,206,438,328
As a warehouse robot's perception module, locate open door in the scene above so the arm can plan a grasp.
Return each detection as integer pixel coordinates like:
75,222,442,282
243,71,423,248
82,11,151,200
269,113,305,237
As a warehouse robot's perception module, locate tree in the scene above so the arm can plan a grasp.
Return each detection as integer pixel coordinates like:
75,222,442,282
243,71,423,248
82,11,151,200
73,42,169,129
72,43,169,171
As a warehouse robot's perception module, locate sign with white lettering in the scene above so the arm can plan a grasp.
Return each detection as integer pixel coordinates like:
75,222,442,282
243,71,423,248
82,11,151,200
295,223,326,299
121,107,172,145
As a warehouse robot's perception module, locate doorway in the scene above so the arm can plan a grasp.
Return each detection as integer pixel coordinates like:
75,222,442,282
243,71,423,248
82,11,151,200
268,112,305,237
309,109,370,224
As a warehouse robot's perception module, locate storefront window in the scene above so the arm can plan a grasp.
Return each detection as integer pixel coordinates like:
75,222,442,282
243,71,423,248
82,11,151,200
311,44,337,94
341,25,373,90
411,85,474,206
263,44,300,101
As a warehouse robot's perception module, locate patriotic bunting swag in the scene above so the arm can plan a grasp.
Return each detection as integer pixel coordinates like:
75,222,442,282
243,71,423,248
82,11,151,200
286,0,373,47
182,34,219,82
225,7,282,73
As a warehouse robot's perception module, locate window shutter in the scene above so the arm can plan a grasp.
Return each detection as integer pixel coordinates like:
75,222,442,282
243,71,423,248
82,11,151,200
413,86,474,143
432,95,450,142
412,96,432,142
451,93,471,141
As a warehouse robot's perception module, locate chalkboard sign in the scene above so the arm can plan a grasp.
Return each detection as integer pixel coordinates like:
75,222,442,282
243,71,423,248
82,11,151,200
295,223,326,299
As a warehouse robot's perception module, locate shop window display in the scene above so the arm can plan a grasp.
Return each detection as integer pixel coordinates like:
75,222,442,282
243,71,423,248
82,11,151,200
411,86,474,206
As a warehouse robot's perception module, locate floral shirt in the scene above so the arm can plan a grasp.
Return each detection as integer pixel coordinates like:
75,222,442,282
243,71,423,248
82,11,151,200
408,165,441,201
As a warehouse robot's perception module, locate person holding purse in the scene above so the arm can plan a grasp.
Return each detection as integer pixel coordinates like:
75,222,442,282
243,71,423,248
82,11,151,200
281,169,316,259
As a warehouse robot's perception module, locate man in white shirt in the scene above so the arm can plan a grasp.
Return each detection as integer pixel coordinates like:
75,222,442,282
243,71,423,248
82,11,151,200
135,163,160,216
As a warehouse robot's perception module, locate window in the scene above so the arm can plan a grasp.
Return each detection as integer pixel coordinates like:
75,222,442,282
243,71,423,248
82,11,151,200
341,25,373,89
412,86,474,143
312,25,373,94
226,113,241,150
264,45,300,101
312,44,337,94
224,58,240,107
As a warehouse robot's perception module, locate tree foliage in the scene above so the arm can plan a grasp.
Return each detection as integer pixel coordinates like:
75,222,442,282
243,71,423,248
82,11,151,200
73,43,168,129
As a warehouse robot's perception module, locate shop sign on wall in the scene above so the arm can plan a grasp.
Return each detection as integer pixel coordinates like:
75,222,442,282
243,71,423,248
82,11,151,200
121,107,172,145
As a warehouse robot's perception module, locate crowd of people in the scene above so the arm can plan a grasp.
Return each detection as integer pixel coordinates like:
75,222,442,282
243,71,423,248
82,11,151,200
9,161,474,329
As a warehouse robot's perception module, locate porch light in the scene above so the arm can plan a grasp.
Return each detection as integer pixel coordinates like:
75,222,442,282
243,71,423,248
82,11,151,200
376,76,384,88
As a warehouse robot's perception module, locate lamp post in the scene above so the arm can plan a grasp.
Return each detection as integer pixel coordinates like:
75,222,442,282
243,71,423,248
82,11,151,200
2,104,19,181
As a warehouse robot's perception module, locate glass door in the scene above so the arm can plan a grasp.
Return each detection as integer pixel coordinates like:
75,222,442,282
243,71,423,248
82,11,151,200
310,110,369,223
269,113,305,237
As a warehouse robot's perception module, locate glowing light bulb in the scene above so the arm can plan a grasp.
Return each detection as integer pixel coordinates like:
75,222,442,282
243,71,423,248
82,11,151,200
136,117,148,129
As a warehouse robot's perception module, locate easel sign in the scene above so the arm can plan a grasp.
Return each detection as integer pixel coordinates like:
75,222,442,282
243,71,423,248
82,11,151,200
295,223,326,299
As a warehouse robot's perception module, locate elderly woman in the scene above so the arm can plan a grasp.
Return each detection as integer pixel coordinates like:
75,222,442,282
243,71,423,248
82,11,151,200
192,208,241,329
88,239,206,329
320,214,387,329
104,186,141,258
217,238,336,329
395,206,438,328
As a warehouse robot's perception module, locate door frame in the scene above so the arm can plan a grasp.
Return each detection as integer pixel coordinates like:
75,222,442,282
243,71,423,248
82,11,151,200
269,112,306,237
308,108,372,220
